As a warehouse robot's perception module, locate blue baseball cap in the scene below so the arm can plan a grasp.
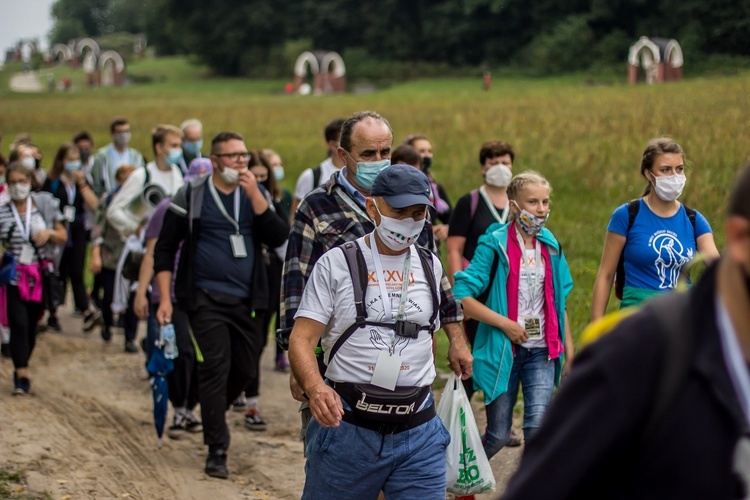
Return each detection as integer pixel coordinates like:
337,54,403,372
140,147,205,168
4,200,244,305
371,164,434,209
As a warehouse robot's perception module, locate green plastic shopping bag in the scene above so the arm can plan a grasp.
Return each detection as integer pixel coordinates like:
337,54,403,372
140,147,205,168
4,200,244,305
436,373,496,495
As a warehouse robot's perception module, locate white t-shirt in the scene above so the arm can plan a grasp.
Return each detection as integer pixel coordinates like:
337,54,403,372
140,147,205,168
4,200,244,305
518,248,546,349
295,236,442,386
293,157,340,200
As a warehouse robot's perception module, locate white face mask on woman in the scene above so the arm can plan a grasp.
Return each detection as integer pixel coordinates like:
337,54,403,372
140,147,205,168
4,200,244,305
653,173,686,202
373,201,426,252
485,164,512,188
9,183,31,201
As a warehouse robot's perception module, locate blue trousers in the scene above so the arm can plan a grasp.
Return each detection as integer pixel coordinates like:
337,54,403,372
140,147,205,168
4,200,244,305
482,347,555,459
303,403,450,499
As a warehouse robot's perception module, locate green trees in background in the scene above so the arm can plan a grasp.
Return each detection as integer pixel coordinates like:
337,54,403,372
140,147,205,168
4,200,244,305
48,0,750,77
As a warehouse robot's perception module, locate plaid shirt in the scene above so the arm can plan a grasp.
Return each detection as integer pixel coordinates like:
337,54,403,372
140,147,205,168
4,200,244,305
280,172,462,338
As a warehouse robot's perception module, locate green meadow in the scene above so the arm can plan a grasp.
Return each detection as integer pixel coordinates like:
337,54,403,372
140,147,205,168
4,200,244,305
2,57,749,358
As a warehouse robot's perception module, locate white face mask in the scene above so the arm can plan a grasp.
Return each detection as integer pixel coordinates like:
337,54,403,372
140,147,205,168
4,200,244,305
485,164,512,187
9,183,31,201
373,201,426,252
652,173,686,202
21,156,36,170
219,165,244,185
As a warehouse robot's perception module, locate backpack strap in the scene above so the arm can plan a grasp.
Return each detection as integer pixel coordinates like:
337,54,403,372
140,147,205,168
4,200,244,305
684,205,697,242
340,241,368,327
639,291,694,444
615,199,641,299
469,188,479,220
415,246,440,332
312,165,322,188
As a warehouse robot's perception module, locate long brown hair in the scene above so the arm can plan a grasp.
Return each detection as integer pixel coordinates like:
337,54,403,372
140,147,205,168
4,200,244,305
248,150,279,200
640,138,685,196
48,143,79,181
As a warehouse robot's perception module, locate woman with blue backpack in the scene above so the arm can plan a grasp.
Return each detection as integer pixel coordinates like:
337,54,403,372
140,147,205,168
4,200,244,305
590,138,720,320
453,171,575,462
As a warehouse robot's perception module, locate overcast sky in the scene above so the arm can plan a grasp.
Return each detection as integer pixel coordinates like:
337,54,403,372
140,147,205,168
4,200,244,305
0,0,55,54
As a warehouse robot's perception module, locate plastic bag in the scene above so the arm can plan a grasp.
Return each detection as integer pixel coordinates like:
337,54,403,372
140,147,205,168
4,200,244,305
436,373,496,495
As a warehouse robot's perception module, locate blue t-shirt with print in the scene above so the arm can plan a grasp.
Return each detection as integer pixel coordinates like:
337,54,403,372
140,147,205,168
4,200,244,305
607,199,711,291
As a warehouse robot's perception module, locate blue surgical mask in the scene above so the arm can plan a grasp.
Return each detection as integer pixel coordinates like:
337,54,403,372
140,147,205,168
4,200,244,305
346,151,390,189
183,140,202,155
273,166,285,181
64,161,82,172
166,148,183,165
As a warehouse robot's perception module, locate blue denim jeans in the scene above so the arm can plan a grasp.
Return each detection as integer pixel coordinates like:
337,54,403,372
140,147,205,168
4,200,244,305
303,396,450,499
483,347,554,459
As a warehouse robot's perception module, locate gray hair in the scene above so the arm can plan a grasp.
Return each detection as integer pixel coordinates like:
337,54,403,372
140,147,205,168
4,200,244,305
180,118,203,132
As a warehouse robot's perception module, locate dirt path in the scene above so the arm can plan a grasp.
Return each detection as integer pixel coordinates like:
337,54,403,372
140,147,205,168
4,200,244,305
0,307,520,499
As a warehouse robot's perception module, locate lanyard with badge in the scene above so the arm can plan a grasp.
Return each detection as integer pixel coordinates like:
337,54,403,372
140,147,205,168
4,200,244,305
479,185,510,224
368,236,414,390
64,182,76,222
515,228,543,341
208,178,247,258
10,198,37,265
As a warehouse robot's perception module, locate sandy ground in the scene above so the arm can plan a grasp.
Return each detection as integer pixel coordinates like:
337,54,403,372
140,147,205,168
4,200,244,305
0,306,521,499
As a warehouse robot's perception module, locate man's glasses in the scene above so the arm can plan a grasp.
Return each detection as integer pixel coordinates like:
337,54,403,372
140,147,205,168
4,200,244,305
214,152,249,161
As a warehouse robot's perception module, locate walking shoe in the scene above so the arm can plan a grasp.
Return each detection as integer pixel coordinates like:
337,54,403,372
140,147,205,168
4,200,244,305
168,413,187,440
205,447,228,479
244,408,267,431
82,308,103,332
507,429,523,447
184,411,203,433
124,340,139,353
232,393,247,412
47,315,61,333
275,352,290,372
13,375,31,396
101,326,112,343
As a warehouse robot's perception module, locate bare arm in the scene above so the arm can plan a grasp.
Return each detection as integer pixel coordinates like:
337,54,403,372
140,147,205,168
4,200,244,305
73,171,98,211
443,322,473,379
446,235,466,286
696,233,719,261
289,317,344,428
155,271,173,325
590,231,626,322
90,244,102,275
562,311,575,378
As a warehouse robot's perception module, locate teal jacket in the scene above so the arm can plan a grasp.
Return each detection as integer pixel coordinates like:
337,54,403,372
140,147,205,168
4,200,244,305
453,224,574,403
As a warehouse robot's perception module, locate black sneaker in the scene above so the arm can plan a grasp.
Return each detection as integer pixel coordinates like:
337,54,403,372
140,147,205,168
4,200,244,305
168,413,187,440
184,411,203,433
244,408,267,431
232,393,247,413
47,315,61,333
82,308,103,332
13,375,31,396
205,448,228,479
101,327,112,343
124,340,139,353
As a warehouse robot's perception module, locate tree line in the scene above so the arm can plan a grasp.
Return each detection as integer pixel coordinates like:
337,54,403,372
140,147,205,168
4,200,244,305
49,0,750,77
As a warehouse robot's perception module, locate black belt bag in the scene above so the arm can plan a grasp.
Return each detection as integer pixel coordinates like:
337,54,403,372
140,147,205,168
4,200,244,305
333,382,431,424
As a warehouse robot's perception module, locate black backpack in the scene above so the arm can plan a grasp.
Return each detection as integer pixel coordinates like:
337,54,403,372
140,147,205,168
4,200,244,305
326,241,440,365
614,200,696,300
312,164,322,188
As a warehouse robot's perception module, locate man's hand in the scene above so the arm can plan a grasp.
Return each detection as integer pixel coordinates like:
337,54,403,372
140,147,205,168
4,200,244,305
447,337,474,380
239,169,259,198
433,224,449,241
290,373,308,402
307,382,344,428
156,299,172,326
134,292,149,319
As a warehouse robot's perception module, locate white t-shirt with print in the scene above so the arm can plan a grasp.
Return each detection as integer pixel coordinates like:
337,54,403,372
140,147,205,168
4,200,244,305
293,157,340,200
295,236,442,387
518,248,547,349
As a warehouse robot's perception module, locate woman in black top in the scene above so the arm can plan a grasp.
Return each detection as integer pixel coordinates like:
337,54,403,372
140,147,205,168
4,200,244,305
42,143,100,332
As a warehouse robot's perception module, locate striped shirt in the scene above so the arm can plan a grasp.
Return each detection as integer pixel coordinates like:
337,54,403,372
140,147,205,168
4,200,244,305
280,171,461,335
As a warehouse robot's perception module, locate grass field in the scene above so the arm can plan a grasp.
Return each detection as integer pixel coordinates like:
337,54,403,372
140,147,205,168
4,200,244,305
2,56,749,362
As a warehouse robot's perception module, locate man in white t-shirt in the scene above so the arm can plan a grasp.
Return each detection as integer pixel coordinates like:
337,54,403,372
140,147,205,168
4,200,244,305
107,124,184,236
289,164,473,498
288,117,346,221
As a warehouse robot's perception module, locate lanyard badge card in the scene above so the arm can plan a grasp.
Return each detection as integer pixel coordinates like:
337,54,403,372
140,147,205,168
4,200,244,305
209,179,247,259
